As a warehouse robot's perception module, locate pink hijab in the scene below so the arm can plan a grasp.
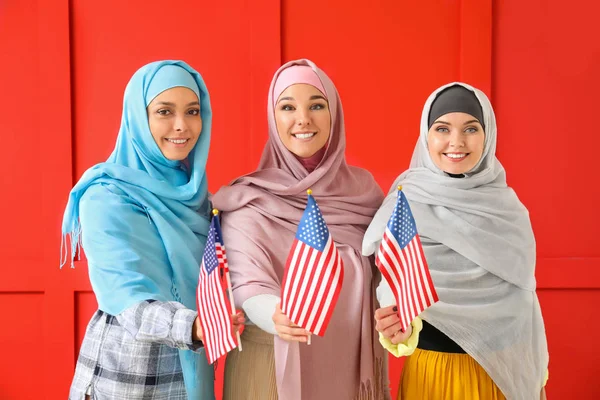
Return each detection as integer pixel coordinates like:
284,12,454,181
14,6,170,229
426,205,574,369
213,59,387,400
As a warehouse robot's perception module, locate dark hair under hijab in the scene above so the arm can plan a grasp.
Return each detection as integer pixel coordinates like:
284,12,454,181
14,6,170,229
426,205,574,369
428,85,485,131
428,84,485,177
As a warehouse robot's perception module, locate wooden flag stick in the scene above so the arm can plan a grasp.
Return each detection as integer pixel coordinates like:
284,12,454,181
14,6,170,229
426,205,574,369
225,269,242,352
307,334,312,345
214,208,242,352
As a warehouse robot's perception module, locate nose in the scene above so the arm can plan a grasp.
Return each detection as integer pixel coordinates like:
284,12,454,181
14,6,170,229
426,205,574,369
296,108,311,127
174,115,188,132
449,131,465,148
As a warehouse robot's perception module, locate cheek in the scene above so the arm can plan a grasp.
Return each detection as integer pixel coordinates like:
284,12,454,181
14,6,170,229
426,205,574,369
275,113,292,140
321,116,331,141
192,119,203,136
427,134,443,156
148,117,163,141
471,136,485,157
314,113,331,143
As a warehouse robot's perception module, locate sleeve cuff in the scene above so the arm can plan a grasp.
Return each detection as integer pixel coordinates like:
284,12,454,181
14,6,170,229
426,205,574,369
379,316,423,358
172,308,204,352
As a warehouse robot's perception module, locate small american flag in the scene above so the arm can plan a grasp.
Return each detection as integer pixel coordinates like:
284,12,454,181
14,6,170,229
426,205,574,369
196,215,238,364
281,191,344,336
375,187,438,332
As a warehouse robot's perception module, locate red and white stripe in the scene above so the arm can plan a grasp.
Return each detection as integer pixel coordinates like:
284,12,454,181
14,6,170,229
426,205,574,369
281,235,344,336
196,245,236,364
375,227,438,332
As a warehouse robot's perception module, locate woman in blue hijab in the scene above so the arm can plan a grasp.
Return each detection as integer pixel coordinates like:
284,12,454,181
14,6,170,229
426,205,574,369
62,60,243,400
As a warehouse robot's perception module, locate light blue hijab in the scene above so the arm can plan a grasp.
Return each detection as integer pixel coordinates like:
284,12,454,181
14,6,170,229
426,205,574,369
61,60,214,399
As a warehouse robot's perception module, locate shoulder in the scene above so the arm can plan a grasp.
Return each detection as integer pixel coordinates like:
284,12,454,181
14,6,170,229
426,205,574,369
80,183,146,227
81,183,139,208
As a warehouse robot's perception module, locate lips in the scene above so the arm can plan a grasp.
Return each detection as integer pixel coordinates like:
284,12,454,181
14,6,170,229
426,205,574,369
444,153,468,162
292,132,316,140
165,138,189,145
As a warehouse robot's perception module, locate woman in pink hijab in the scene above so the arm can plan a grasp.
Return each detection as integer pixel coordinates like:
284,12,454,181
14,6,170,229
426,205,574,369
212,59,388,400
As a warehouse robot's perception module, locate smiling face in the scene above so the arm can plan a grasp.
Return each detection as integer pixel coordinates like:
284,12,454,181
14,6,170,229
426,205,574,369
146,86,202,161
274,83,331,158
427,112,485,174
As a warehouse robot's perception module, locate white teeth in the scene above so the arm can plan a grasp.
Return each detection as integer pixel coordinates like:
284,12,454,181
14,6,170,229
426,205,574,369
167,139,188,144
293,133,315,139
446,153,466,159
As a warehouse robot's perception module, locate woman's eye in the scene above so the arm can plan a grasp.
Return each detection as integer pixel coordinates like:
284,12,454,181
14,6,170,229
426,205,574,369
310,103,326,110
436,127,449,133
157,109,171,116
465,127,478,133
187,109,200,116
281,104,294,111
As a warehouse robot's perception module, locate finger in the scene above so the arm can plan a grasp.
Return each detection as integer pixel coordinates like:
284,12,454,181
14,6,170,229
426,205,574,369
272,303,286,324
231,312,245,325
277,332,308,342
276,324,310,337
381,321,403,339
375,313,401,333
374,306,398,321
235,312,246,322
273,309,295,327
390,328,412,345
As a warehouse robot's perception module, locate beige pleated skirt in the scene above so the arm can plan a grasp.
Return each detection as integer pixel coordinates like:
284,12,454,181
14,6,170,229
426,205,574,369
223,325,278,400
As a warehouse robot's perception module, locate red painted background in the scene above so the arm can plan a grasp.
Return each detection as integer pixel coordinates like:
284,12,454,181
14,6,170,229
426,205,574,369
1,0,599,398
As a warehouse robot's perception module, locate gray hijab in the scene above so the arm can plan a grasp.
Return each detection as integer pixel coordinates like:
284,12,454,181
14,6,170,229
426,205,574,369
363,82,548,399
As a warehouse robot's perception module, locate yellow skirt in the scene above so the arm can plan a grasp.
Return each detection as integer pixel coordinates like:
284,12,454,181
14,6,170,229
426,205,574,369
398,348,505,400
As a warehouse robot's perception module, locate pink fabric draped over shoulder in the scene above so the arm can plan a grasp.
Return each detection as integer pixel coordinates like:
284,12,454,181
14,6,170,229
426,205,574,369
212,59,388,400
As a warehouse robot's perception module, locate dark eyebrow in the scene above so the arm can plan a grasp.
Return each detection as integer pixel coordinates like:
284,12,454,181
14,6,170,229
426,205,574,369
155,101,176,106
153,101,200,107
277,95,327,104
433,119,480,126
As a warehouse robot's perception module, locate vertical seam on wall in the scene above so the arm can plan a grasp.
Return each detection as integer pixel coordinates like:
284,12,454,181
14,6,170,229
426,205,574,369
459,0,463,82
280,0,284,63
490,0,496,103
68,0,76,186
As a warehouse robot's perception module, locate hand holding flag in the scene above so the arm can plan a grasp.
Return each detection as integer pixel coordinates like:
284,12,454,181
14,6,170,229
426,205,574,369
196,209,243,364
280,190,344,339
375,186,438,332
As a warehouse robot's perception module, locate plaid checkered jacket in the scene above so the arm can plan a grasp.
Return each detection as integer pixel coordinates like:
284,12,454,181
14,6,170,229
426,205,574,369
69,300,208,399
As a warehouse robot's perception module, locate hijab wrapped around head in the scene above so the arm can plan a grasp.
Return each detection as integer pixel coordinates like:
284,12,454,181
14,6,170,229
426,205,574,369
61,60,214,399
363,83,549,399
212,59,387,400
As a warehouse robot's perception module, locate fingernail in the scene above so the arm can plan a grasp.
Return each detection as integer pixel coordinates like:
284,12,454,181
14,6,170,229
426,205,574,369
393,306,398,312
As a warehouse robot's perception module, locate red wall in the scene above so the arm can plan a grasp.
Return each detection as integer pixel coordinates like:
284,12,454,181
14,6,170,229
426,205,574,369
1,0,598,398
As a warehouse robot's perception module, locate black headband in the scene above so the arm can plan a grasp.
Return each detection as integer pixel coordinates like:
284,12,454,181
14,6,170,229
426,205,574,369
428,85,485,131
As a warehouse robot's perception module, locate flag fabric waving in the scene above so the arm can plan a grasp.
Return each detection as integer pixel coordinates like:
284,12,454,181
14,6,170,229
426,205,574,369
375,186,438,332
196,214,238,364
281,190,344,337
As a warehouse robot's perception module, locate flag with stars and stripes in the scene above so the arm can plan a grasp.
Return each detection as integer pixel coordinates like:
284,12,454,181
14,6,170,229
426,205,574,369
280,193,344,336
375,188,439,332
196,216,237,364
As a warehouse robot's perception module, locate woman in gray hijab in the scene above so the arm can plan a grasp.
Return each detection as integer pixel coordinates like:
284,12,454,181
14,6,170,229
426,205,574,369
363,83,549,400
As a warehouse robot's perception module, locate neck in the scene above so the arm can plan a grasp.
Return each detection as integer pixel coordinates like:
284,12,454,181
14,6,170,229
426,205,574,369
295,146,327,173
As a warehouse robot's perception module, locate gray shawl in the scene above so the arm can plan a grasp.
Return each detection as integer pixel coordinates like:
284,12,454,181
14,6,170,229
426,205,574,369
363,82,549,399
